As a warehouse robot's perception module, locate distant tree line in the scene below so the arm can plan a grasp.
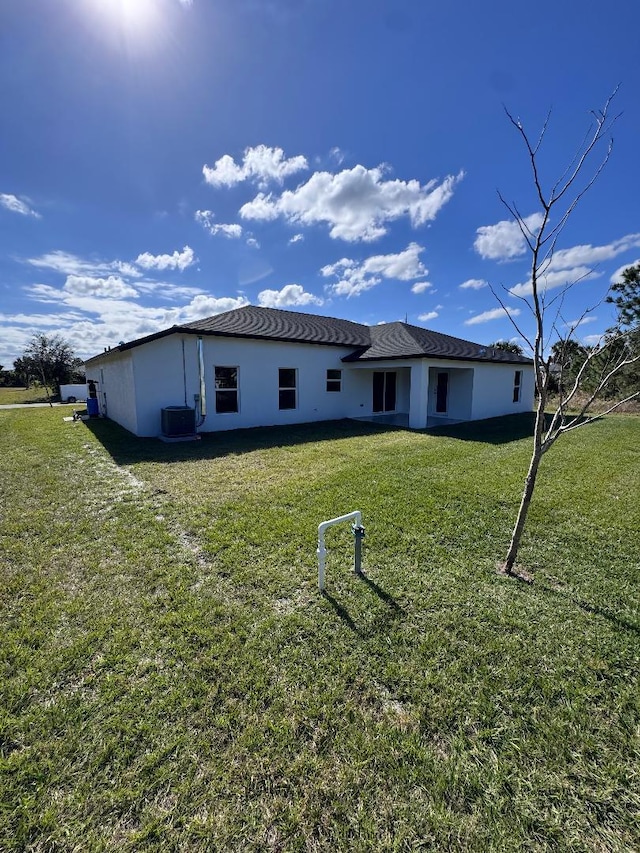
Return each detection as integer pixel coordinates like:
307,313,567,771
488,340,525,355
0,333,85,395
486,263,640,402
547,263,640,400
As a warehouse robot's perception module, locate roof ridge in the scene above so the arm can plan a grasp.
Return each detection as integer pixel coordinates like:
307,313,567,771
184,303,371,332
251,304,368,328
400,322,428,348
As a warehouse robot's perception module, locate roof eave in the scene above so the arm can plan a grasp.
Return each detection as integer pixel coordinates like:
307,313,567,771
342,351,534,365
84,325,190,364
85,324,368,364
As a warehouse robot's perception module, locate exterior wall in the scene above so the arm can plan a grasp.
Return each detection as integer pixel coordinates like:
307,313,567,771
427,366,474,420
471,362,534,420
88,335,362,437
86,334,535,437
396,368,411,413
131,335,199,436
86,351,138,435
198,336,362,433
409,362,429,429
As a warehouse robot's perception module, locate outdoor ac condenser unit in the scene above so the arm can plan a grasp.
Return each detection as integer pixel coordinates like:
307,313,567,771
161,406,196,436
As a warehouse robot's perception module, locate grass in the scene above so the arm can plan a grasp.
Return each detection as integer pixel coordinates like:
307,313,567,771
1,409,638,851
546,391,640,415
0,387,53,405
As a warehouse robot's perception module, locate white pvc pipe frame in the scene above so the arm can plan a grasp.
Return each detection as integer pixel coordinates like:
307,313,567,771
317,510,362,592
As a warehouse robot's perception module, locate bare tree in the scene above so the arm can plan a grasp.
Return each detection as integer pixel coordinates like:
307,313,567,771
492,90,640,578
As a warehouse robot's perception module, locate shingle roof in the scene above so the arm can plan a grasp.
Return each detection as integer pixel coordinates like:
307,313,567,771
342,321,533,364
86,305,532,365
183,305,370,347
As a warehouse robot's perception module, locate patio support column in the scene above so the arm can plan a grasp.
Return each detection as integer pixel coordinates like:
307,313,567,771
409,361,429,429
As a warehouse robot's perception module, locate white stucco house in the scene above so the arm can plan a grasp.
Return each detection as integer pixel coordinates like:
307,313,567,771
83,305,534,438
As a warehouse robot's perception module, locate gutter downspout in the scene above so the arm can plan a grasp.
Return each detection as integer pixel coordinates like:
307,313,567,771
182,338,187,407
196,336,207,428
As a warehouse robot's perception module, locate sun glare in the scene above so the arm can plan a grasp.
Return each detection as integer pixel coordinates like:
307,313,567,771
86,0,163,44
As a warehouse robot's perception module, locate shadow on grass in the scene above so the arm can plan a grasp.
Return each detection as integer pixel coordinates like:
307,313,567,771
321,573,405,635
84,418,403,465
430,411,602,443
358,573,405,614
537,581,639,634
83,413,539,466
321,591,361,635
427,412,541,443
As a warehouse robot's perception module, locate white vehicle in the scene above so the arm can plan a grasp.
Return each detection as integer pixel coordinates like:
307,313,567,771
59,383,88,403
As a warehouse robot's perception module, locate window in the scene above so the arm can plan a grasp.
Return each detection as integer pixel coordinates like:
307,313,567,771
513,370,522,403
279,368,297,410
215,366,238,413
326,369,342,392
373,371,397,413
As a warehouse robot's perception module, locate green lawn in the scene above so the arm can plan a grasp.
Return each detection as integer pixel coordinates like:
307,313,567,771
0,387,53,405
1,409,638,851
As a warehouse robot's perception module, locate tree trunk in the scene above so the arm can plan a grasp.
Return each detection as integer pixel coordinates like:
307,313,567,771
503,399,547,575
503,445,542,574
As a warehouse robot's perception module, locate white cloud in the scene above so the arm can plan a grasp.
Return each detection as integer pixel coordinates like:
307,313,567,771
28,251,107,276
214,223,243,239
0,314,88,367
134,281,204,300
19,280,249,361
565,315,598,330
195,210,243,238
459,278,488,290
465,306,521,325
509,234,640,297
474,213,544,261
135,245,195,271
203,156,243,188
27,250,144,278
550,235,640,271
241,165,464,243
288,233,304,244
112,261,143,278
509,266,599,298
178,294,248,321
329,147,345,165
610,257,640,284
203,145,308,188
0,311,84,327
418,311,438,322
64,275,139,299
411,281,432,294
246,237,260,249
257,284,323,308
322,242,427,297
581,333,606,347
1,192,41,218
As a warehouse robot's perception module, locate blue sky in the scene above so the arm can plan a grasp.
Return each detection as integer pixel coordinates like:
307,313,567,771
2,0,639,367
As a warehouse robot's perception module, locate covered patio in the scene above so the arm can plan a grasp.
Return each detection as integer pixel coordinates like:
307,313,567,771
351,412,464,429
